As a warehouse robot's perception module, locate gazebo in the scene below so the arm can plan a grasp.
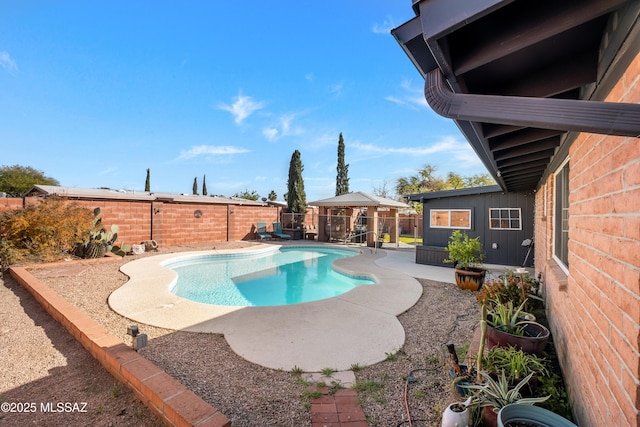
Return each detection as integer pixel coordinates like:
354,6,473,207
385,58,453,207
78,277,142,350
309,192,409,248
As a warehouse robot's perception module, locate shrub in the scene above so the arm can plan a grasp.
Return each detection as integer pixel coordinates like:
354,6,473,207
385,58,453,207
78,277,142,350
476,273,535,311
0,197,94,265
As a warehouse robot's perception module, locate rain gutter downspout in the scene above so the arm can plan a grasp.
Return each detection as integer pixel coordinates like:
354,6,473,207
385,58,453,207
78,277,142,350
424,68,640,137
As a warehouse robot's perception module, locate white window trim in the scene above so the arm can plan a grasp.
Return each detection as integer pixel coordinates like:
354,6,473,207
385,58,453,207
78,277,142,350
429,209,472,229
552,157,570,274
488,208,522,230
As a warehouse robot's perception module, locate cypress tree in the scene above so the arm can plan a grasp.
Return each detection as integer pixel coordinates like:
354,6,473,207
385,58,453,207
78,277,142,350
202,175,208,196
144,168,150,192
287,150,307,226
192,177,198,195
335,133,349,196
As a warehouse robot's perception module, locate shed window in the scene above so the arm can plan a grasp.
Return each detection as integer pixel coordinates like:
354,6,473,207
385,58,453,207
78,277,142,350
430,209,471,229
489,208,522,230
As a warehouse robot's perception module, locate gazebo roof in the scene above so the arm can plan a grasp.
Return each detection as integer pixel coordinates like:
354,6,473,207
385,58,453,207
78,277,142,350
309,191,409,208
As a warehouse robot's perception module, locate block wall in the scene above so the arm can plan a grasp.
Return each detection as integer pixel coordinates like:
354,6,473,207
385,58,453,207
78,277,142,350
0,197,23,213
535,52,640,427
228,205,280,241
151,203,229,246
16,197,284,247
398,214,423,237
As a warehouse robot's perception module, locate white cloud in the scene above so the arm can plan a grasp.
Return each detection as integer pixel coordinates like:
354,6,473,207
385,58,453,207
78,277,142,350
99,166,118,176
0,52,17,73
262,127,278,141
328,83,343,96
351,136,480,166
372,16,395,34
177,145,250,160
305,73,314,82
386,78,428,109
262,113,303,142
218,94,264,124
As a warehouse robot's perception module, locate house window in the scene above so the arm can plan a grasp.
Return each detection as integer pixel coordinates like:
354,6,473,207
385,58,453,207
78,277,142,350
430,209,471,229
489,208,522,230
554,161,570,267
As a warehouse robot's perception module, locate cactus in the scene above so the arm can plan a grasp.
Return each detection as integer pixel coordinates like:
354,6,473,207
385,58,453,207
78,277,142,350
76,208,129,258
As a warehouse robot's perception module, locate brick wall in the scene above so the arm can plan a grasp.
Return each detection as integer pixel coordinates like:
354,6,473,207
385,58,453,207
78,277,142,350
398,214,423,236
15,197,289,248
0,197,23,213
535,52,640,427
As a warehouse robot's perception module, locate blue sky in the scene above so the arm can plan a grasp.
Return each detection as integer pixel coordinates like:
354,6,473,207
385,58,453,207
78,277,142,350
0,1,488,202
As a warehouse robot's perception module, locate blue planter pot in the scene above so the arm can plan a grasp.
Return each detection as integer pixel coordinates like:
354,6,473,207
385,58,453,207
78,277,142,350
498,404,577,427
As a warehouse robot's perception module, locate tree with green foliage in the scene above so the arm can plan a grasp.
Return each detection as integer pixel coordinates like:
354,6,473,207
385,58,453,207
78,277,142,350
286,150,307,226
335,133,349,196
0,165,59,197
192,177,198,195
144,168,151,192
202,175,208,196
396,164,496,212
268,190,277,201
396,164,495,197
233,189,260,201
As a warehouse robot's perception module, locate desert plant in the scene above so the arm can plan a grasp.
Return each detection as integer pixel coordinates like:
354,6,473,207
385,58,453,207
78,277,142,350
444,229,485,270
486,300,529,336
75,207,130,258
463,371,550,411
0,197,94,264
477,276,532,309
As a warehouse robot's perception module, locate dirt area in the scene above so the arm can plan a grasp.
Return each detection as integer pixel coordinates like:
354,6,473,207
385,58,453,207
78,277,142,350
0,243,479,426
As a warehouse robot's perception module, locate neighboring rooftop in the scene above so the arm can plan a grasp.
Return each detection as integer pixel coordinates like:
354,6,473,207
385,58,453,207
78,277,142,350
25,185,266,205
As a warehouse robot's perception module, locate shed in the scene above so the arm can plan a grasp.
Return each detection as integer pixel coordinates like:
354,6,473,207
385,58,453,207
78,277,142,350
408,186,534,267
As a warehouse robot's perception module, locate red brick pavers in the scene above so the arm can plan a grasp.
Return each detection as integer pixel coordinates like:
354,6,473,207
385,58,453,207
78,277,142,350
309,386,369,427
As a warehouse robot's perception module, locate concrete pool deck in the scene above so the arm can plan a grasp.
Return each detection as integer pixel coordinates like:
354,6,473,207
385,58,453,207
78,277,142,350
109,243,427,372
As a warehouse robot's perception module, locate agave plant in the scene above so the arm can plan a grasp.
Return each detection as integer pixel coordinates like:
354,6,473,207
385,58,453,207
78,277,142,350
462,371,550,411
486,299,530,336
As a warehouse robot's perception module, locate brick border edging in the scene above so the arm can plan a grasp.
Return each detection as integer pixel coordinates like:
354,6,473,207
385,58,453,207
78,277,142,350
8,266,232,427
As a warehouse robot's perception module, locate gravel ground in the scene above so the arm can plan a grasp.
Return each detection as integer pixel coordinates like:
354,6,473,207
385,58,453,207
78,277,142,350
1,243,479,427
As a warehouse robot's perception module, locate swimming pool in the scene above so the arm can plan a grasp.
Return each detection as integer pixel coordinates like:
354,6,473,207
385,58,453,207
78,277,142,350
165,246,375,306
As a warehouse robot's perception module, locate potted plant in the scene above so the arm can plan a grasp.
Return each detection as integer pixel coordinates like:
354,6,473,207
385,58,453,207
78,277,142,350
462,371,550,427
498,403,578,427
444,229,486,291
483,346,549,390
485,300,550,356
441,396,472,427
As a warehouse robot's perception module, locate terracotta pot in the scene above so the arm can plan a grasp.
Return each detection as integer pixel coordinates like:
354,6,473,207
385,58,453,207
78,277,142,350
485,321,550,356
454,268,486,291
482,406,498,427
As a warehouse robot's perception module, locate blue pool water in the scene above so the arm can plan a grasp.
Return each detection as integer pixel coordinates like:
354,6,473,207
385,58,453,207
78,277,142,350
166,246,375,306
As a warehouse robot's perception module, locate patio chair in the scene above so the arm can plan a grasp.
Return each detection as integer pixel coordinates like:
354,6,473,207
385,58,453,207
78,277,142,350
271,222,291,240
256,222,272,240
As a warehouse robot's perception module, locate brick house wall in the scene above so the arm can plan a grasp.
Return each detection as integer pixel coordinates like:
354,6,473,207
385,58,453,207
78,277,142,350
534,52,640,427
